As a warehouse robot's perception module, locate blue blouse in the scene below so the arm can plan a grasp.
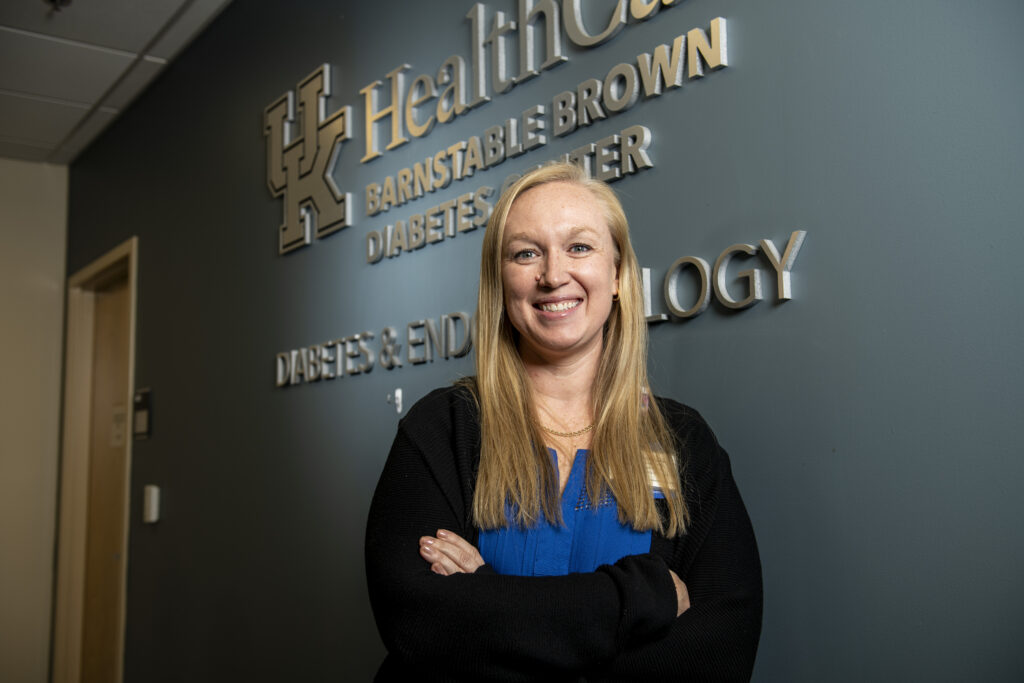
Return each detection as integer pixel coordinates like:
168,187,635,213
478,449,660,576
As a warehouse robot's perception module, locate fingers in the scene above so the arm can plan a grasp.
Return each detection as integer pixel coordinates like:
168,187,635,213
436,529,485,572
419,539,458,575
669,570,691,617
418,529,485,574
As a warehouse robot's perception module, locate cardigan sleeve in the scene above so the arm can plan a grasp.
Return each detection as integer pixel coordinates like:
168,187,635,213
365,393,678,681
591,402,763,682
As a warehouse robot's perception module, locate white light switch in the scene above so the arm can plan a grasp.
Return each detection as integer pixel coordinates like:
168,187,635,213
143,485,160,523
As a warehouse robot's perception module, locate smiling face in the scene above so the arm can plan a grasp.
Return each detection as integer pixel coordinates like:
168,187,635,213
501,181,620,365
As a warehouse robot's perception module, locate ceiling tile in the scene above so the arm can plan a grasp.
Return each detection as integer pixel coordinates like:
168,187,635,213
0,0,186,54
0,1,233,163
0,138,52,163
0,27,135,104
0,91,87,146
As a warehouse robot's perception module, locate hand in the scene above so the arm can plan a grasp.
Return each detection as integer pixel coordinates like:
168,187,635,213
669,570,690,617
419,529,485,575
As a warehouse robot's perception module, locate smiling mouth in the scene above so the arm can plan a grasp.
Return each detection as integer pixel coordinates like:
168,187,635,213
536,300,581,312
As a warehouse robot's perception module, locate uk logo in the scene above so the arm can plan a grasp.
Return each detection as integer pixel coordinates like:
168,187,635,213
264,64,352,254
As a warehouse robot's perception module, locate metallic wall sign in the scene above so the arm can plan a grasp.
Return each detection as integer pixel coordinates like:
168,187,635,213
276,312,473,387
660,231,808,321
357,0,693,164
264,65,353,254
263,6,727,257
358,17,726,265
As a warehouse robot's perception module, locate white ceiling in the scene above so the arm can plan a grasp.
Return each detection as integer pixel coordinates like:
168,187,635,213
0,0,232,165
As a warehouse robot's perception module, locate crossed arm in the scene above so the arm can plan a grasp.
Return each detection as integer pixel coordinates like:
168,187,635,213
418,528,692,618
365,411,762,681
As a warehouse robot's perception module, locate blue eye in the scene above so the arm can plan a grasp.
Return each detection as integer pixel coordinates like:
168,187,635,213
569,243,592,253
514,249,538,260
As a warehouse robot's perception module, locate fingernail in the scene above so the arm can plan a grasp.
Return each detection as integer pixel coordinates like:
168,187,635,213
437,529,449,538
421,537,435,545
422,546,434,556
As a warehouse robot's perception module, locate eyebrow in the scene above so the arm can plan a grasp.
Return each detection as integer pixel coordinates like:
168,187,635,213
504,226,601,243
503,232,534,244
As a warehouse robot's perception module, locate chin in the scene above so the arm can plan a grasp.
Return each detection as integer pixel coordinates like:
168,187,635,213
523,333,600,359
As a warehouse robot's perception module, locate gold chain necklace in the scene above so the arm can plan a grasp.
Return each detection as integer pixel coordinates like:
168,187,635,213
540,423,594,438
535,400,594,438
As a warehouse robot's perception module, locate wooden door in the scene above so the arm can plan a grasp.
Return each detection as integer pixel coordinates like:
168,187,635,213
80,271,130,682
53,238,137,683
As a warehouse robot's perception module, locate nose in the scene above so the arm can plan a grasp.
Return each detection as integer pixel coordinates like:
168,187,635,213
538,251,569,288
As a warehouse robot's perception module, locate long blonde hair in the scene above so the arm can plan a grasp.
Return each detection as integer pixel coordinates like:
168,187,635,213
469,162,688,536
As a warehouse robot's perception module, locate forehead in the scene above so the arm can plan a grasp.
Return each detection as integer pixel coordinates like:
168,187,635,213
504,181,611,241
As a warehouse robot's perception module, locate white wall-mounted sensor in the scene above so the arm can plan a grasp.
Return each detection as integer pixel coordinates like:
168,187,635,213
143,485,160,523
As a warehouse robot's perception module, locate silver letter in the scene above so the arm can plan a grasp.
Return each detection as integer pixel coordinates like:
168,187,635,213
642,267,668,322
408,214,426,249
457,193,477,232
320,344,336,380
483,124,506,167
713,244,763,309
486,10,518,94
664,257,711,318
366,230,384,263
360,64,410,162
379,327,402,369
595,134,621,182
425,204,445,244
344,336,362,375
563,0,626,47
407,321,428,364
291,348,307,384
760,230,806,301
688,17,728,78
516,0,566,84
505,117,525,157
405,74,437,138
276,352,291,387
603,62,639,113
358,332,376,373
436,56,470,124
425,319,443,360
473,186,495,227
465,4,491,108
552,90,576,137
522,104,547,151
619,124,653,175
576,78,606,127
445,312,473,357
306,346,322,381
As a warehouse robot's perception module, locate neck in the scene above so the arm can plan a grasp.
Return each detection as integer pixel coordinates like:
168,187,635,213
519,341,602,422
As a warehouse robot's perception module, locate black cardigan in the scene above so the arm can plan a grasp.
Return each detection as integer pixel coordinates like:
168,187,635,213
365,385,762,682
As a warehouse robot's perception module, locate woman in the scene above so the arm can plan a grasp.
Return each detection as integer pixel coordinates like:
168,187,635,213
365,163,762,681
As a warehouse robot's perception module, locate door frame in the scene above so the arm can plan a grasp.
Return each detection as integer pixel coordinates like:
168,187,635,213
52,236,138,683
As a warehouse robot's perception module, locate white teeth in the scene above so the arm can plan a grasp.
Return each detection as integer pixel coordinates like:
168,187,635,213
539,300,580,312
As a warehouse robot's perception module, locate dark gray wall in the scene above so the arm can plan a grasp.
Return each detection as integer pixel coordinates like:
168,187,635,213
67,1,1024,680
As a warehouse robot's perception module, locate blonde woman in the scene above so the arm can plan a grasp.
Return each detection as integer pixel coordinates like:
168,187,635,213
366,163,762,681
